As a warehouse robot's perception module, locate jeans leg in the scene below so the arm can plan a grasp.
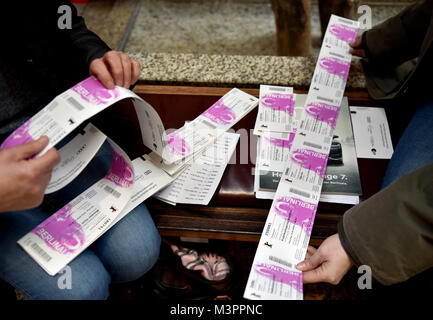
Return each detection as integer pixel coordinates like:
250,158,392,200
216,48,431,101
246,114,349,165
0,208,111,300
91,203,161,283
381,100,433,189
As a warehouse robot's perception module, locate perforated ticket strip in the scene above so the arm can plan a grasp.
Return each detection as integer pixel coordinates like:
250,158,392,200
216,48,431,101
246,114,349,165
0,76,257,276
253,85,295,135
244,15,359,300
152,88,258,166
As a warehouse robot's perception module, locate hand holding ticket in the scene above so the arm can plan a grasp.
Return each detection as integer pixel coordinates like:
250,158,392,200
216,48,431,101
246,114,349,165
0,136,60,212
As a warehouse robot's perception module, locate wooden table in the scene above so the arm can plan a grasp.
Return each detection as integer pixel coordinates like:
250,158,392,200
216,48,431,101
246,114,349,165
130,84,388,246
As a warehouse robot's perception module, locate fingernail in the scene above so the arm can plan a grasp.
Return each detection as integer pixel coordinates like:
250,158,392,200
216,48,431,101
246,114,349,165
296,262,305,270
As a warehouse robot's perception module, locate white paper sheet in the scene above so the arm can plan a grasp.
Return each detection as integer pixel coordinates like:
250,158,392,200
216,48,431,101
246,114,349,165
350,106,393,159
154,132,239,205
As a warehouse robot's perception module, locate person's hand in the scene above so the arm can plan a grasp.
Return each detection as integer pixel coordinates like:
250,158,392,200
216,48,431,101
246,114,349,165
89,50,141,89
296,234,353,285
349,35,367,58
0,136,60,212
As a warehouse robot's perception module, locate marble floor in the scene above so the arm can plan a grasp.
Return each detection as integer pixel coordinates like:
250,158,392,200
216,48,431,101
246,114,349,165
77,0,418,56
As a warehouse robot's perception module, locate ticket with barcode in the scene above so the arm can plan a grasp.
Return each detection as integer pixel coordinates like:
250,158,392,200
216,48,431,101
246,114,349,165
18,134,134,276
308,45,353,102
161,88,258,164
282,131,332,195
253,85,295,135
45,124,107,194
244,257,303,300
322,15,360,52
298,93,342,137
0,76,167,158
256,132,296,191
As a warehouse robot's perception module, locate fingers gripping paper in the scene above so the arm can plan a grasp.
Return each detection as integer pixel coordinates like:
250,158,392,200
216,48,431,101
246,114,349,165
244,15,359,300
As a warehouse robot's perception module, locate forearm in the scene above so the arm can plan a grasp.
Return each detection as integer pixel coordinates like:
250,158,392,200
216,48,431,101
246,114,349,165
338,162,433,285
364,0,433,66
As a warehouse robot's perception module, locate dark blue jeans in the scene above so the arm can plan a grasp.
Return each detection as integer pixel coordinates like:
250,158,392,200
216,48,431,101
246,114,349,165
0,140,161,300
382,100,433,188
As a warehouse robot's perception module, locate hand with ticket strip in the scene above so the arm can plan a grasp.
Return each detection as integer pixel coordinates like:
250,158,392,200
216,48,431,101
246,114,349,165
0,137,60,212
90,51,141,90
349,35,367,58
296,234,353,285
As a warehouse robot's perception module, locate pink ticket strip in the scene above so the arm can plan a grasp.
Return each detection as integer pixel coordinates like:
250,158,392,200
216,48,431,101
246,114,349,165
160,88,258,164
258,132,296,174
1,76,178,276
18,137,135,276
245,15,359,300
0,76,166,156
253,85,295,135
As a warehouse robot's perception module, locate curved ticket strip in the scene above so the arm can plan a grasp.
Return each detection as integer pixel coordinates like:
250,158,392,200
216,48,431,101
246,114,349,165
244,15,359,300
17,136,135,276
1,76,257,276
0,76,173,276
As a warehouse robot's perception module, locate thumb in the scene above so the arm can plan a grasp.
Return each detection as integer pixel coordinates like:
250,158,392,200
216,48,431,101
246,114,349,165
349,35,362,49
12,136,49,160
296,250,324,272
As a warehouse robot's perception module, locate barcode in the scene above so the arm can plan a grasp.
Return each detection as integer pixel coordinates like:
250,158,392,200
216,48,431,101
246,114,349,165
329,51,345,59
104,185,121,198
268,86,286,92
317,95,334,104
289,187,311,199
338,18,354,25
265,223,272,236
86,189,97,198
47,101,59,111
67,97,84,111
269,255,293,269
31,243,52,262
303,141,322,150
201,119,217,129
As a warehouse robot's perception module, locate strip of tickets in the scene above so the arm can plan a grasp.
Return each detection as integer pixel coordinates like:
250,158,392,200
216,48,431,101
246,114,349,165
244,14,360,300
0,77,258,276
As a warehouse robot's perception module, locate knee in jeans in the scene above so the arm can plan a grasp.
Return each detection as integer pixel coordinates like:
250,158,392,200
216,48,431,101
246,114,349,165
113,233,161,283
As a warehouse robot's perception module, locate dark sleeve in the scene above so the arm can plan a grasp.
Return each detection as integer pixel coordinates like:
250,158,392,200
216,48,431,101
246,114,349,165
44,0,111,69
338,162,433,285
363,0,433,67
